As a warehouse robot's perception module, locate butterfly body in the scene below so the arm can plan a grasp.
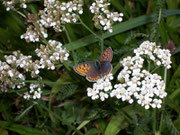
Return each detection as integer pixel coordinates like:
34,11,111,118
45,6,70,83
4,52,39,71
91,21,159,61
74,47,113,82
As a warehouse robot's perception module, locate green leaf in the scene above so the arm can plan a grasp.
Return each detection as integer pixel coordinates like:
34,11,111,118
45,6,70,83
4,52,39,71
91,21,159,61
76,120,90,130
14,102,37,121
85,128,98,135
97,119,107,133
104,112,124,135
168,17,180,28
169,88,180,100
166,98,180,114
57,84,78,101
0,120,57,135
64,10,180,51
169,65,180,88
174,118,180,131
0,128,8,135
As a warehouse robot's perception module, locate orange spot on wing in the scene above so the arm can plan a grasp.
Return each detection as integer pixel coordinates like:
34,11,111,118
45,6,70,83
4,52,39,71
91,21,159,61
74,63,92,76
88,75,101,81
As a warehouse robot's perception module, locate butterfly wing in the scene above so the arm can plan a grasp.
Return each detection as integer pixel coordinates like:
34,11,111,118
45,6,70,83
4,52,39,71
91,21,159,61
86,68,102,82
73,62,95,76
100,47,113,62
101,62,112,76
74,62,102,82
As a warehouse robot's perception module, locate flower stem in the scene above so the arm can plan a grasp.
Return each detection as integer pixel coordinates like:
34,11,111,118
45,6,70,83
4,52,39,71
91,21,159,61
63,26,77,65
163,68,167,85
148,60,151,71
33,23,54,52
13,9,27,18
159,68,167,133
78,16,104,52
78,16,102,40
153,108,157,134
99,37,104,52
151,66,160,73
157,8,162,24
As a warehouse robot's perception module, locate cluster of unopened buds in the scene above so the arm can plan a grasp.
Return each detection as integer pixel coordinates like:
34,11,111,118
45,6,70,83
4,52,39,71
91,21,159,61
87,41,171,109
89,0,123,32
3,0,27,11
39,0,83,32
20,25,48,43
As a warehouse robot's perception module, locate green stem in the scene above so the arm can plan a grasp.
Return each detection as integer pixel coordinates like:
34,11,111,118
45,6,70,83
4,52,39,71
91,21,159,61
132,103,138,125
159,68,167,133
13,9,27,18
148,60,151,71
159,110,164,134
153,108,157,134
99,37,104,53
163,68,167,86
78,16,105,52
63,26,77,65
78,16,102,41
0,49,13,54
33,23,54,52
157,8,162,24
151,66,160,73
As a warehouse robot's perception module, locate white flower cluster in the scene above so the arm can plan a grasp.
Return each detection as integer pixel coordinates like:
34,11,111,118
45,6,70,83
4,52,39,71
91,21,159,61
35,40,69,70
23,83,42,99
3,0,27,11
0,38,69,98
4,51,40,78
39,0,83,32
87,73,113,101
134,41,172,69
20,25,48,43
89,0,123,32
110,41,171,109
60,0,83,23
0,60,25,91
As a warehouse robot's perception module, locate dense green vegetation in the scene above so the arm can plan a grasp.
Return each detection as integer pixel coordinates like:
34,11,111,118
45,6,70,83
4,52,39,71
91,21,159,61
0,0,180,135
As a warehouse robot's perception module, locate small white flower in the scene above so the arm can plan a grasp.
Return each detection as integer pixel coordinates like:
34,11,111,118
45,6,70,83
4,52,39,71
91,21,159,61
86,72,113,101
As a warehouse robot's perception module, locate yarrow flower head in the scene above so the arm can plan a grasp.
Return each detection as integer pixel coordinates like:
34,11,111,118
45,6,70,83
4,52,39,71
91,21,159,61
3,0,27,11
87,73,113,101
23,83,42,100
39,0,84,32
110,41,171,109
4,51,40,78
0,60,25,91
89,0,123,32
20,25,48,43
134,41,172,69
35,40,69,70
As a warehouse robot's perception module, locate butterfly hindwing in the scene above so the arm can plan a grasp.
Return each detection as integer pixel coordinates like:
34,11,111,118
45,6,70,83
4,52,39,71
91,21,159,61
100,47,113,62
86,68,102,82
101,62,112,76
73,62,95,76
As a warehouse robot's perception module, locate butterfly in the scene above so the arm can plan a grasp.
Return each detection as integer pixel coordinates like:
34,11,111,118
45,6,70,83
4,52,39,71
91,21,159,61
73,47,113,82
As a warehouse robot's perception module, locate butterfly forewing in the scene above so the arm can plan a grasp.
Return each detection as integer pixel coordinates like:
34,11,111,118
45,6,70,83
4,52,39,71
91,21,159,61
100,47,113,62
73,62,95,76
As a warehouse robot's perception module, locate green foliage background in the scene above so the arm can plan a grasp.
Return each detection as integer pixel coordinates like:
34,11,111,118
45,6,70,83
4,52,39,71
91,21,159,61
0,0,180,135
